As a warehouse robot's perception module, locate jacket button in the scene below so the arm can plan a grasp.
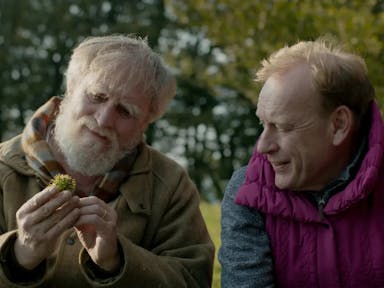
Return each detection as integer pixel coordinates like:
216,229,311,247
66,237,75,245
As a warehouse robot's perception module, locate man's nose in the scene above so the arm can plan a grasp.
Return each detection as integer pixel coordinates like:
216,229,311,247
95,104,115,129
256,128,278,154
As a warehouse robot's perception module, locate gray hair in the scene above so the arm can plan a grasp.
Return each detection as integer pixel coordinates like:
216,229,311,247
65,34,176,123
256,36,375,123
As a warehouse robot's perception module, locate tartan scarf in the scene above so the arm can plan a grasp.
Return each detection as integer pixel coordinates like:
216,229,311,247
21,96,138,202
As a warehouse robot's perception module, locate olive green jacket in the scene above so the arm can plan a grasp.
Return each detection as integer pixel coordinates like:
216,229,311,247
0,135,214,287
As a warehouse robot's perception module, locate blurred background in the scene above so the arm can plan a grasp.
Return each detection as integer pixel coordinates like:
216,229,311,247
1,1,384,286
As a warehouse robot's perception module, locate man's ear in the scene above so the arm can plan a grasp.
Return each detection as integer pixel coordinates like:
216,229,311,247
329,105,354,146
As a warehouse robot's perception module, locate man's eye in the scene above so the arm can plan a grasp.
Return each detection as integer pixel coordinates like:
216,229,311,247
117,105,133,118
90,93,107,102
275,124,293,132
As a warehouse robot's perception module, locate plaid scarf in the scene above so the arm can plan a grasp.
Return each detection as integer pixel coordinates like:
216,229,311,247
21,96,138,202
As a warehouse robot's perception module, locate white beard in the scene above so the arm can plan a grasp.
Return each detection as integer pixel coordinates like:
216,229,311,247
53,98,142,176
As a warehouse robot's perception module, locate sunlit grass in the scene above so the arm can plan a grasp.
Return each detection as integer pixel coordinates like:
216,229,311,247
200,201,221,288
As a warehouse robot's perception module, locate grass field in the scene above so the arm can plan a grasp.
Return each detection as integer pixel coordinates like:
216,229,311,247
200,202,221,288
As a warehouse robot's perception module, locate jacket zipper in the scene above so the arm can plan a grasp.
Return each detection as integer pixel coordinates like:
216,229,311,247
318,198,326,220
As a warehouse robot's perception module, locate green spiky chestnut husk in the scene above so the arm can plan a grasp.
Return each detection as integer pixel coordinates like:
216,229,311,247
50,174,76,192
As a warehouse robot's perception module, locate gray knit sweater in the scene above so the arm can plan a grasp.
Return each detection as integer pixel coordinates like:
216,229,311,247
219,166,275,288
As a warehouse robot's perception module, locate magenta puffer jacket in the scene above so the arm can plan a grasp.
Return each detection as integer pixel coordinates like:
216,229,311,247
235,102,384,288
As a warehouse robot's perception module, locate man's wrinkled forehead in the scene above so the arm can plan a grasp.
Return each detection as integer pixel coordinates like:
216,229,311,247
256,65,321,121
256,76,281,118
81,68,142,97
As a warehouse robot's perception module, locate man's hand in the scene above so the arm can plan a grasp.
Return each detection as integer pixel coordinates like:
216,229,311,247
15,185,80,270
75,196,120,272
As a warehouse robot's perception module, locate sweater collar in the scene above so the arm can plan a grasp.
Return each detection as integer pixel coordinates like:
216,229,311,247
308,134,367,208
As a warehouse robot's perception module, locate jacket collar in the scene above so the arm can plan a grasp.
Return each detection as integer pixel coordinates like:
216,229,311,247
119,142,153,216
308,134,367,207
0,135,35,176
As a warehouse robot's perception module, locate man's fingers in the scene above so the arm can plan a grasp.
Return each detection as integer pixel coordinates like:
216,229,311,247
26,190,75,225
44,196,80,232
45,207,80,240
75,205,117,231
18,185,59,216
78,196,104,206
78,204,108,218
77,196,116,222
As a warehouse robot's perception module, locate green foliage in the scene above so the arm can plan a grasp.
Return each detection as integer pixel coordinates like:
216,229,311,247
166,0,384,103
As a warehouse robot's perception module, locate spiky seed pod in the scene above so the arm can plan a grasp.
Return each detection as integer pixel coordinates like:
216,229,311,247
49,174,76,192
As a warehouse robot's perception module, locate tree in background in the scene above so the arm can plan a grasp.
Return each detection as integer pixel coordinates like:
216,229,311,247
166,0,384,103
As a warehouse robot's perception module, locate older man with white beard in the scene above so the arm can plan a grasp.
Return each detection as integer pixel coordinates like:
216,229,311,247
0,35,214,287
